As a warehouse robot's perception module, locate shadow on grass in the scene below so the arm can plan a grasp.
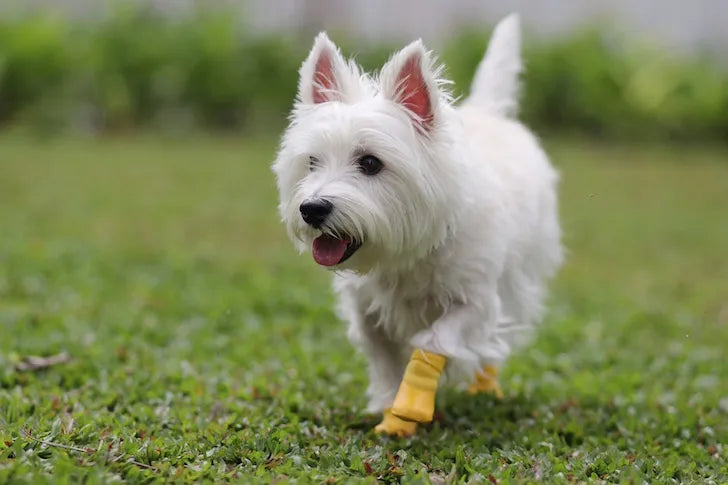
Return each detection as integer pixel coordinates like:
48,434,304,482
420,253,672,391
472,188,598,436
346,386,619,451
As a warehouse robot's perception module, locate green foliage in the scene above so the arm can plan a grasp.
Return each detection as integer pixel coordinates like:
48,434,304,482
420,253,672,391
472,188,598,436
0,134,727,482
0,10,727,140
522,31,728,141
0,16,73,124
0,9,304,133
444,29,728,141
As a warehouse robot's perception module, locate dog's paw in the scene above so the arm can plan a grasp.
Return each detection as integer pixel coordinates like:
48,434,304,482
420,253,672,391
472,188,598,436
467,364,504,398
374,409,418,437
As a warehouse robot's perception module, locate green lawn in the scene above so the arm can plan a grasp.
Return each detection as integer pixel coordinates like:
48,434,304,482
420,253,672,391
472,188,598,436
1,133,727,483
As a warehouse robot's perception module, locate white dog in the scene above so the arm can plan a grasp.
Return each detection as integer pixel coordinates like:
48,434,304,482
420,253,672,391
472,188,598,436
273,14,562,436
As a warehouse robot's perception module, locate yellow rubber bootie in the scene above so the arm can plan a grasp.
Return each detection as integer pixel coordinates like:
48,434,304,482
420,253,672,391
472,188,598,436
374,408,418,437
391,350,446,423
467,364,504,398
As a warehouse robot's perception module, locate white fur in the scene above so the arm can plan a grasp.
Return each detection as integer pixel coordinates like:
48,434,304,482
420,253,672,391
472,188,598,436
272,14,562,413
466,13,523,118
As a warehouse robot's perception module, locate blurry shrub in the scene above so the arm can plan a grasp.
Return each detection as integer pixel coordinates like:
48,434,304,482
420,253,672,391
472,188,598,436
84,8,181,128
0,16,73,124
0,10,726,141
77,9,301,132
444,29,728,141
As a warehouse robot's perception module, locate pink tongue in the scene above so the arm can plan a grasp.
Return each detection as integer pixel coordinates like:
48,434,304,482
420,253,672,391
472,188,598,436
312,235,349,266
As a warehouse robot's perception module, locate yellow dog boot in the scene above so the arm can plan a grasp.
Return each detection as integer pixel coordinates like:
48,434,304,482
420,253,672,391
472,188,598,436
391,350,446,423
467,364,504,398
374,408,418,437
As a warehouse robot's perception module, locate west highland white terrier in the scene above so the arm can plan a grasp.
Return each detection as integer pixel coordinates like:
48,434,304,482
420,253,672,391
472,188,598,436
273,14,562,436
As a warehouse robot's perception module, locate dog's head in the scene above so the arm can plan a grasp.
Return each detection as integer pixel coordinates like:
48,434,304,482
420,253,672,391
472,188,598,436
273,33,461,272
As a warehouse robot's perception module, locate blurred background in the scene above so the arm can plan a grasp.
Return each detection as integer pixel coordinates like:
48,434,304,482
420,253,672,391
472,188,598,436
0,0,727,140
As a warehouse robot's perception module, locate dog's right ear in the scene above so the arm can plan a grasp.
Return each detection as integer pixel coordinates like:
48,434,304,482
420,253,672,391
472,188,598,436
298,33,349,105
379,40,440,133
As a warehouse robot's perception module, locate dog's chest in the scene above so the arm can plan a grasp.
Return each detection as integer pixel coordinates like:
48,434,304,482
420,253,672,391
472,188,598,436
357,268,447,342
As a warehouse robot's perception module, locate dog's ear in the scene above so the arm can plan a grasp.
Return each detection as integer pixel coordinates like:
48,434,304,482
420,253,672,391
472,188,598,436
298,32,350,105
379,40,440,132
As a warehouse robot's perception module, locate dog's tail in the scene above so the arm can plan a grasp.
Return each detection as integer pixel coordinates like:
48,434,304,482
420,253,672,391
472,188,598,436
463,13,522,118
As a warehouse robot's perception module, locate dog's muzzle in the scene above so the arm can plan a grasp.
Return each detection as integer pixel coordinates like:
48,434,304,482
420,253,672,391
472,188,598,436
299,198,333,228
299,198,362,266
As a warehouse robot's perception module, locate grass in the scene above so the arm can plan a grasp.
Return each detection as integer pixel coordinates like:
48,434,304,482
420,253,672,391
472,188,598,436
0,133,727,483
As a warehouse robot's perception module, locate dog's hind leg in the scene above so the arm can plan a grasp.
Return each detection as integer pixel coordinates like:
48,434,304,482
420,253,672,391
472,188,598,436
467,364,504,398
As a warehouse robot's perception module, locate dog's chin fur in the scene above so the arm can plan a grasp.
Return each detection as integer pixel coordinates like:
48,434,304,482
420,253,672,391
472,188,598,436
273,14,563,413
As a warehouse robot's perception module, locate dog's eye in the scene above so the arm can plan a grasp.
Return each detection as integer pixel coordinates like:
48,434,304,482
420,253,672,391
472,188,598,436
357,155,383,176
309,156,319,171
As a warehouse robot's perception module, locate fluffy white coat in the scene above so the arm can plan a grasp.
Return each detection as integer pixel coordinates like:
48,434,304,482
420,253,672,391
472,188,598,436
273,14,563,412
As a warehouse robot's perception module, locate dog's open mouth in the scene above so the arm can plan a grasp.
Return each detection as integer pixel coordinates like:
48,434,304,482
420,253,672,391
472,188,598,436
312,234,361,267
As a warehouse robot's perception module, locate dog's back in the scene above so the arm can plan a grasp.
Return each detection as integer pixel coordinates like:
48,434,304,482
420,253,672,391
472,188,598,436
458,14,563,334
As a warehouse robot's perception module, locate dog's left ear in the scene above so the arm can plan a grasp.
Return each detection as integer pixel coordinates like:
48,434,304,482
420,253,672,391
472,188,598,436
298,32,351,105
379,40,440,133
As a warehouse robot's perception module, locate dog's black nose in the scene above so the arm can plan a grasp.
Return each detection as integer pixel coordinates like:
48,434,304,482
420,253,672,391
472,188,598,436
300,199,333,228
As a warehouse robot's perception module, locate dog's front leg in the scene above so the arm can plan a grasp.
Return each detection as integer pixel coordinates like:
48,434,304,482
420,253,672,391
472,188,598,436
347,316,418,436
392,300,497,423
390,349,447,423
